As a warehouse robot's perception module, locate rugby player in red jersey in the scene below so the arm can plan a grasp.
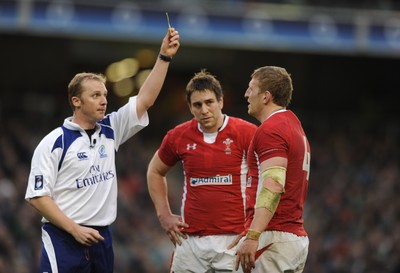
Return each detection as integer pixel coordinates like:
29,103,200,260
147,69,257,272
235,66,311,273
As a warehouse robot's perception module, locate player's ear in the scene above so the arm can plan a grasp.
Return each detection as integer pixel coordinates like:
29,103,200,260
72,96,81,108
219,96,224,109
188,103,195,116
263,91,271,104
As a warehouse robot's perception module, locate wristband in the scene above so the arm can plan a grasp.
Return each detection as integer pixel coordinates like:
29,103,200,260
245,229,261,241
159,53,172,62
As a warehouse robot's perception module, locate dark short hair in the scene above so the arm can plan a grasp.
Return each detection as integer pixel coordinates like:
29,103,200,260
185,69,223,104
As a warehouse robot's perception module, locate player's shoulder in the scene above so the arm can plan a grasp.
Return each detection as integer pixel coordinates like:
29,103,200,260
170,119,197,132
163,119,196,141
267,110,299,127
228,116,257,130
258,110,296,136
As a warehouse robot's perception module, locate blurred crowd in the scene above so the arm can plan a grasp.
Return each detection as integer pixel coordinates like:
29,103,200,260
125,0,400,10
304,116,400,273
67,0,400,11
261,0,400,10
0,97,399,273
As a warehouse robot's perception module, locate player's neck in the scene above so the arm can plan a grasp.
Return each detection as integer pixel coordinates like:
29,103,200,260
261,106,285,122
217,114,226,131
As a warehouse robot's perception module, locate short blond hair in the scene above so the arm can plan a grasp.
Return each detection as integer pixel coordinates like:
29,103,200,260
67,72,106,111
251,66,293,107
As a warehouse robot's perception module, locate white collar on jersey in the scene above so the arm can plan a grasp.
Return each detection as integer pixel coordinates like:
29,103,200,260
267,108,286,120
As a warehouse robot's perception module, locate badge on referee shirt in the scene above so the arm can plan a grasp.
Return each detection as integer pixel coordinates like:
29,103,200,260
34,175,44,190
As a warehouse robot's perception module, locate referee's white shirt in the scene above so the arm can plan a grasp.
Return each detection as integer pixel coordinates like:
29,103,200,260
25,96,148,226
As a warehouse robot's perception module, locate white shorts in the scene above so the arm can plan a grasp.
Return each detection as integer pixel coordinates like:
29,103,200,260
252,231,309,273
170,234,244,273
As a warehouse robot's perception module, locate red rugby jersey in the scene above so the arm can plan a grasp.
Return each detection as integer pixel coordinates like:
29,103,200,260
158,116,257,236
249,110,310,236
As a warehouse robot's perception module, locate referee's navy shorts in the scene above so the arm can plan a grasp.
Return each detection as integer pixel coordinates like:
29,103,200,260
40,223,114,273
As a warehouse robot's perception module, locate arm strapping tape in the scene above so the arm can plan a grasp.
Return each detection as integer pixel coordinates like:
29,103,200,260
261,166,287,190
256,166,287,214
255,187,281,214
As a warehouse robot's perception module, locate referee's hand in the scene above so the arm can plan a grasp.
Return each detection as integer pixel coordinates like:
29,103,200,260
72,225,105,246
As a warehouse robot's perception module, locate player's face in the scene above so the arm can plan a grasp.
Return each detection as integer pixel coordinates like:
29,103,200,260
73,79,108,127
189,90,224,133
245,78,265,119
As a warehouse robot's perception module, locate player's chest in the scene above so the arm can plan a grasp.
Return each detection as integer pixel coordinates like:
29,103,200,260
178,135,243,170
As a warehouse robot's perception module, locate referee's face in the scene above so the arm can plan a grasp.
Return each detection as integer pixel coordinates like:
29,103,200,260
189,90,224,133
73,79,108,127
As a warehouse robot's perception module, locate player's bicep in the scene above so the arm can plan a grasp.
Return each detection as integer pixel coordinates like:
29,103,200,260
148,151,173,177
260,157,287,192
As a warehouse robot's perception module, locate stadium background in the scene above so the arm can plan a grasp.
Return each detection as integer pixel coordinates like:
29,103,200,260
0,0,399,272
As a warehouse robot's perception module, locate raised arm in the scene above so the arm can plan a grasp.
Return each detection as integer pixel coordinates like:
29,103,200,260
136,28,180,119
